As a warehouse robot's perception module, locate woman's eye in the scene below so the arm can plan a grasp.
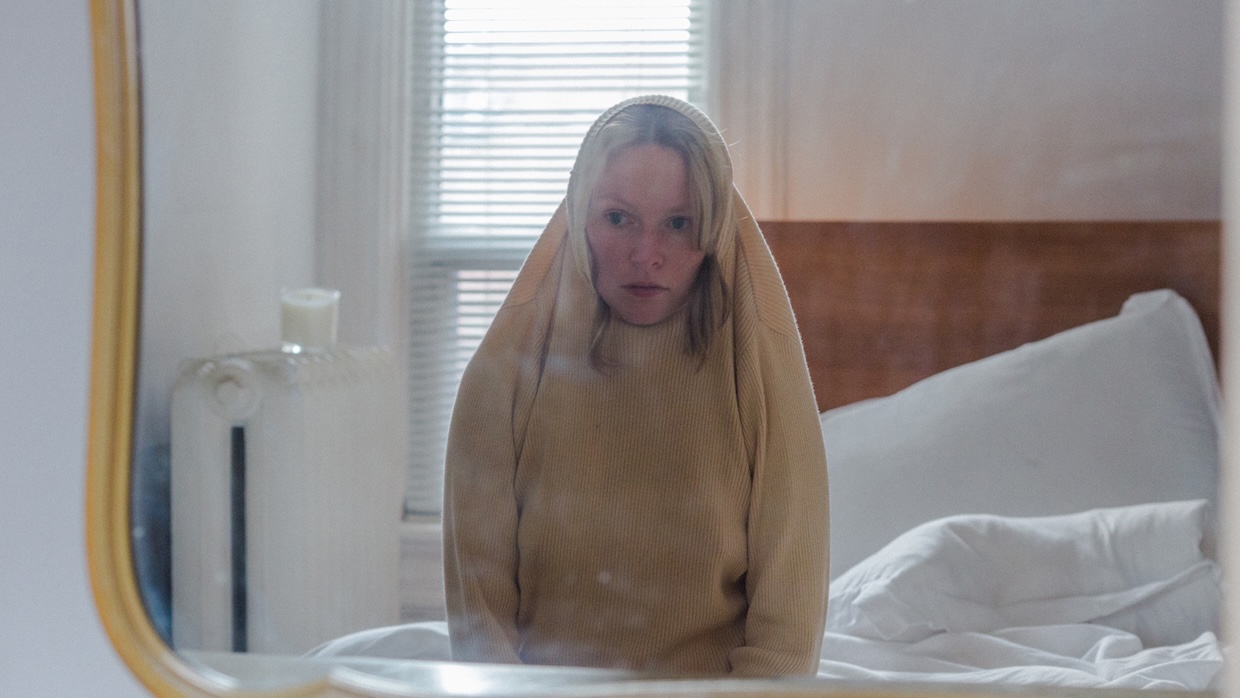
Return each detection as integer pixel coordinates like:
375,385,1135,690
669,216,690,231
606,211,625,226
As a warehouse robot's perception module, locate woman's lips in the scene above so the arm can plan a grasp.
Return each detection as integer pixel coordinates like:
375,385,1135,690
623,283,665,298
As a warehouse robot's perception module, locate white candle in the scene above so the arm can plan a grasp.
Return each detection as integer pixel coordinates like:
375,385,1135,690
281,288,340,349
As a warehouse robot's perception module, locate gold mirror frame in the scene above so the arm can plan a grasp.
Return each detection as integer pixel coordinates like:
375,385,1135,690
86,0,383,693
86,0,217,693
84,0,1229,695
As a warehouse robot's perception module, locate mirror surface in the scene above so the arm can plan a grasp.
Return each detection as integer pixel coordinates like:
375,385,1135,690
125,0,1224,693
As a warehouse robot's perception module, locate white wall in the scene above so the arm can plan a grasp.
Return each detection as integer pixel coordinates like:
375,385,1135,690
0,0,147,695
713,0,1222,221
136,0,321,475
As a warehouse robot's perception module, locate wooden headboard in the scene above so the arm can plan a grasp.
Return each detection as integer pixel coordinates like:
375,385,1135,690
761,221,1221,413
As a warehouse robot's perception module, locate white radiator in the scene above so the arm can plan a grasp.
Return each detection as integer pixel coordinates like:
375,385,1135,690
170,344,405,654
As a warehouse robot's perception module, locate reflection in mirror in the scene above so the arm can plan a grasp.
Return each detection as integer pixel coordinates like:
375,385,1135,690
125,0,1224,694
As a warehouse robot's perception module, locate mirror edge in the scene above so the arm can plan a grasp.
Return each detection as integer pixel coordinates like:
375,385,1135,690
85,0,190,693
83,1,315,695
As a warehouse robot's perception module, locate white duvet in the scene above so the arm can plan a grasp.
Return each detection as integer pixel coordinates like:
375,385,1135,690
310,501,1223,690
819,500,1222,689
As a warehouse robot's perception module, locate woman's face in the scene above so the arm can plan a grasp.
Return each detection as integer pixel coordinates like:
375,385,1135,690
585,143,707,326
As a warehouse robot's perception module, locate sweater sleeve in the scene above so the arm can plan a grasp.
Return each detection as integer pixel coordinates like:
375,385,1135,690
726,223,830,677
729,325,830,676
442,310,530,664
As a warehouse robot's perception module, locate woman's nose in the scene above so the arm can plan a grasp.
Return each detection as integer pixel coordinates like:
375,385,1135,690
630,228,664,269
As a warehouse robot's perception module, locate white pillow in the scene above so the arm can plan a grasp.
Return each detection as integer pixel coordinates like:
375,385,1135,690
821,289,1220,578
825,500,1220,648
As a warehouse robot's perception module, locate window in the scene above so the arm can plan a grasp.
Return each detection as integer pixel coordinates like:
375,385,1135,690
405,0,707,513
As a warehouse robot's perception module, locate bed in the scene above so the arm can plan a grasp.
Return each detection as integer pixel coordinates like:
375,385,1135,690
311,219,1224,691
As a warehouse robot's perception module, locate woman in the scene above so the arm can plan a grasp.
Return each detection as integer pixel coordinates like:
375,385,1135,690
442,95,828,677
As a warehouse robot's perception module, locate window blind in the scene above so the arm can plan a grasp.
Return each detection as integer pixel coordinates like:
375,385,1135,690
405,0,707,514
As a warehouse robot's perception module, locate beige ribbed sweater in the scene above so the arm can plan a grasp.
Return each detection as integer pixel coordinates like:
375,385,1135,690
443,97,828,677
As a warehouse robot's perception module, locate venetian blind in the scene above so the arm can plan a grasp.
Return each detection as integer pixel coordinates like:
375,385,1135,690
405,0,707,513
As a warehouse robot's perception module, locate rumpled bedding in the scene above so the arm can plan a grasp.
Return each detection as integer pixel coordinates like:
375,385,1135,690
818,625,1221,689
818,500,1222,689
309,501,1223,690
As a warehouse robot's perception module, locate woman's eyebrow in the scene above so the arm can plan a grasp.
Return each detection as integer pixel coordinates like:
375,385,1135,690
592,190,639,210
595,194,633,209
593,192,692,215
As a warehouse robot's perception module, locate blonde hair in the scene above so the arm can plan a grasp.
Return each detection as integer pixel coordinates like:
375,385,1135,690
567,101,735,369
